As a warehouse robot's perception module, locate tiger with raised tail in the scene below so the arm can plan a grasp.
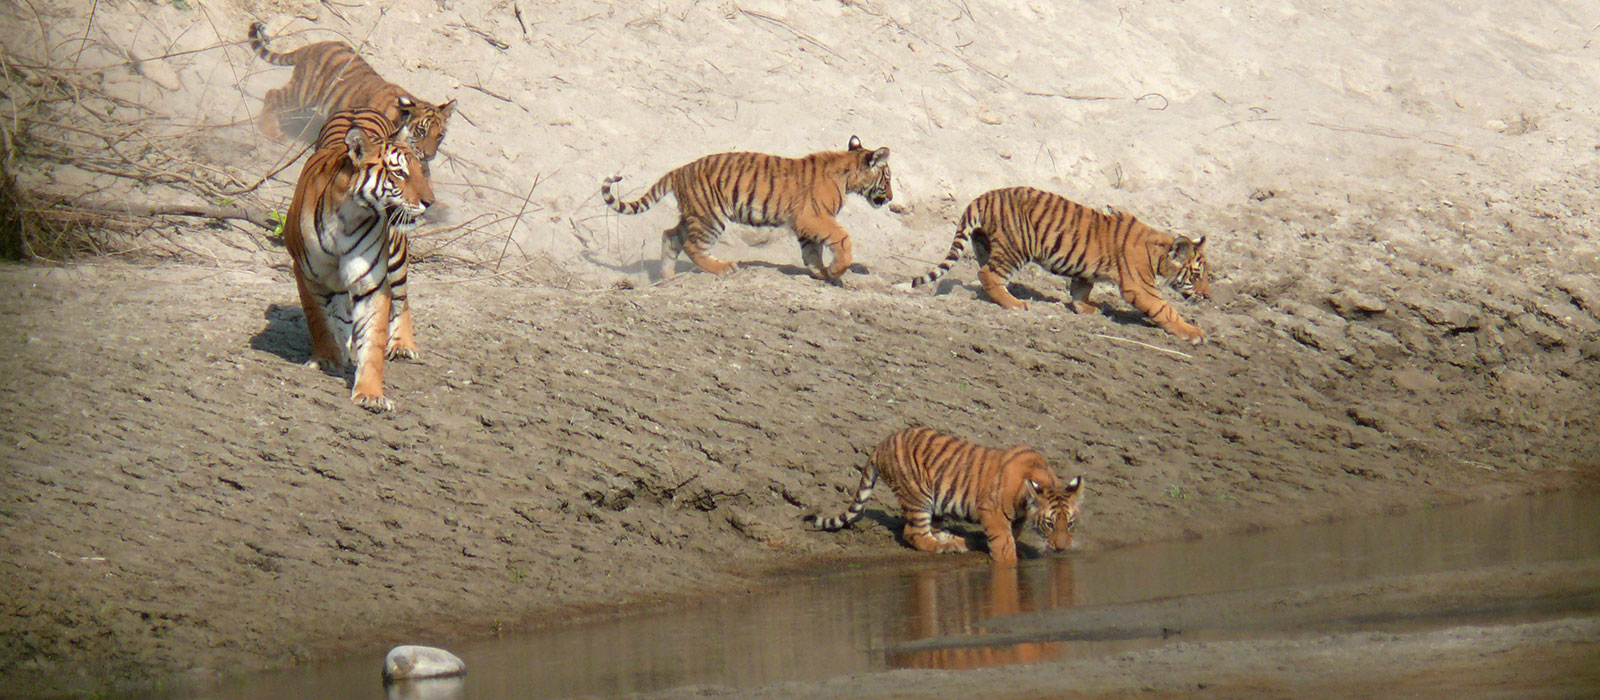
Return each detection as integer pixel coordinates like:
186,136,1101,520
807,426,1084,565
248,22,455,169
282,106,431,412
904,186,1210,343
600,135,892,282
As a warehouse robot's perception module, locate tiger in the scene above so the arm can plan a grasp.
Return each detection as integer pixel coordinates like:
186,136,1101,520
247,21,455,171
599,135,892,282
903,186,1211,344
807,426,1084,566
282,106,432,412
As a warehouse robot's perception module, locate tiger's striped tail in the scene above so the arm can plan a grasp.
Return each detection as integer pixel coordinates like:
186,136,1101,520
248,22,295,66
600,173,673,215
904,210,977,288
806,465,879,531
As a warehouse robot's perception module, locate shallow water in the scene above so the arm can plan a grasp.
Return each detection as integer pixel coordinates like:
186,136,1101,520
142,490,1600,700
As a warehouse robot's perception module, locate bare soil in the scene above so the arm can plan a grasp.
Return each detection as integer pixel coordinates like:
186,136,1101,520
2,0,1599,698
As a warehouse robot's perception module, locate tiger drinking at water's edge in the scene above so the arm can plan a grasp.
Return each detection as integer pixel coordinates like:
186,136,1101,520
601,136,893,283
904,186,1211,343
808,426,1084,565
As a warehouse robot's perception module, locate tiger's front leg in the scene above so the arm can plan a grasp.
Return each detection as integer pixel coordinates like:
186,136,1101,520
1120,280,1205,344
385,235,418,360
795,212,852,282
980,505,1021,566
901,507,970,554
387,299,418,360
292,263,347,371
348,282,395,412
798,239,827,280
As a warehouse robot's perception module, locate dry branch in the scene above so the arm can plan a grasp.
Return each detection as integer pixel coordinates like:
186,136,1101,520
67,199,276,230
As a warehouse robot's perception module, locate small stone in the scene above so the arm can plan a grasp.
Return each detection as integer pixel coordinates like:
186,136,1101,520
1327,289,1388,318
383,645,465,681
1411,299,1478,331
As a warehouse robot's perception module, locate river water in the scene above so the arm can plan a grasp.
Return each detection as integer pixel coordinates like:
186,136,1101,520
142,490,1599,700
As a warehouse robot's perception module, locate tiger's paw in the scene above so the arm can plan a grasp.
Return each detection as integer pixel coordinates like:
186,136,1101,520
387,345,419,361
352,393,395,413
1169,324,1207,345
305,356,345,373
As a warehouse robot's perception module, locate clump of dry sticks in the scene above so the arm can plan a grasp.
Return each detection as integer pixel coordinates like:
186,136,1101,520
0,29,284,262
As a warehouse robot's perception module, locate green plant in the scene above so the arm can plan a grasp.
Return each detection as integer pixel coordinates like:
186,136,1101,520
267,210,286,240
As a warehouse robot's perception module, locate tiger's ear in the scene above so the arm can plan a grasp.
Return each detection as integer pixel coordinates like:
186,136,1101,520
848,135,863,151
344,128,379,164
394,96,417,130
1026,478,1041,492
1169,236,1195,261
1064,476,1083,493
437,98,457,121
1194,235,1207,249
866,146,890,168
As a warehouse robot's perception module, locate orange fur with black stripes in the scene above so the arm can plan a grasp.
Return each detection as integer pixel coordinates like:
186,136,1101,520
248,22,455,167
807,426,1084,565
906,186,1211,343
283,107,432,412
600,136,892,282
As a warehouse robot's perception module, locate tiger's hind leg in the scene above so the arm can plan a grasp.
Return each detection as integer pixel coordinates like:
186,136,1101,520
978,262,1029,310
1068,276,1100,315
681,216,736,275
257,87,291,141
658,221,687,280
902,507,970,554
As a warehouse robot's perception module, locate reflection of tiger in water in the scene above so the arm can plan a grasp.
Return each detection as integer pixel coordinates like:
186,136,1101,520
807,426,1084,565
600,136,892,282
283,107,431,412
888,562,1075,670
905,186,1211,343
247,22,455,169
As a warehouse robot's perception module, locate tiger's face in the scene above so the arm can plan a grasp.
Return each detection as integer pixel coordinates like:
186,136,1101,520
406,98,455,168
346,128,432,232
1165,235,1210,299
845,135,892,208
1028,475,1084,552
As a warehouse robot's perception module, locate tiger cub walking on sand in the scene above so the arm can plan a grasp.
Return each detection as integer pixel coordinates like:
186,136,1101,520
600,136,892,283
905,186,1211,344
248,22,456,169
282,107,432,412
808,426,1084,565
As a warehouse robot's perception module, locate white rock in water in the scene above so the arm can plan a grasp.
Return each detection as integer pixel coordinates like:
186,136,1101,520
383,645,466,681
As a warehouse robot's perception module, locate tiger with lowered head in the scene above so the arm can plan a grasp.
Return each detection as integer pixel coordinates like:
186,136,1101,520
904,186,1211,344
600,136,892,283
248,22,455,171
282,105,431,412
808,426,1084,566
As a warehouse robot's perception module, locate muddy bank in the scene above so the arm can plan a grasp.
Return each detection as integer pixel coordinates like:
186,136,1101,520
0,258,1595,698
